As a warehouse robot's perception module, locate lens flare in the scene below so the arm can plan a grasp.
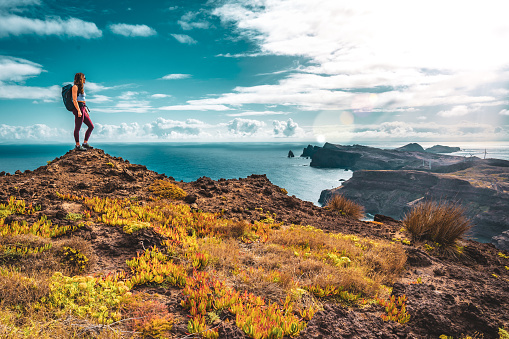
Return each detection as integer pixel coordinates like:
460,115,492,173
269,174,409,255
312,110,355,144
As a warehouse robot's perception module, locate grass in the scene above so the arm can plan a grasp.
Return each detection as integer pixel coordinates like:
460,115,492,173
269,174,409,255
325,194,365,219
403,200,472,246
0,191,409,338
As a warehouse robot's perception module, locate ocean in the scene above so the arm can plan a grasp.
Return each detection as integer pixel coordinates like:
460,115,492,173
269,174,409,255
1,142,509,206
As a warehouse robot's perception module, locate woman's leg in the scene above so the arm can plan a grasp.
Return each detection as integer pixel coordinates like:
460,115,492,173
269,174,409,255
82,109,94,143
73,108,84,145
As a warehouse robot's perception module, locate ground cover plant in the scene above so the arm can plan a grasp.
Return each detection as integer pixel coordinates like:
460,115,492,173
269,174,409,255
0,189,410,338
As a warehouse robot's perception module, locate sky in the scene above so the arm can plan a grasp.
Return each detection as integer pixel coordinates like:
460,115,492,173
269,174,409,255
0,0,508,144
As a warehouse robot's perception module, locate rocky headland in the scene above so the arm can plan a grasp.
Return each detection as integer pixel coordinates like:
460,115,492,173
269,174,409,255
316,143,509,250
306,142,467,171
0,148,508,338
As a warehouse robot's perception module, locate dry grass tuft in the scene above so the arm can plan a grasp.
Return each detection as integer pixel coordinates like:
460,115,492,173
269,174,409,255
326,194,365,219
149,179,187,200
0,267,51,309
403,200,472,245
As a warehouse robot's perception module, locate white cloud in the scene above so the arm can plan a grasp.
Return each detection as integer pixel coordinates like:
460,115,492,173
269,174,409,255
273,118,304,137
437,105,471,117
178,11,210,30
86,94,111,103
0,123,65,140
0,83,59,99
109,23,156,37
206,0,509,115
0,15,102,38
93,98,152,114
0,56,44,81
226,110,289,117
159,104,230,111
159,73,191,80
499,109,509,116
151,93,172,98
118,91,138,100
227,118,265,135
171,33,197,44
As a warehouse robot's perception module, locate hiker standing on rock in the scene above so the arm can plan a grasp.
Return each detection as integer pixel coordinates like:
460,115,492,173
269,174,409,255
72,72,94,151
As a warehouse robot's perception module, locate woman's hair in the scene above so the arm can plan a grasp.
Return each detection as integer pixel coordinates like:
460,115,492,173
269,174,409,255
74,73,85,94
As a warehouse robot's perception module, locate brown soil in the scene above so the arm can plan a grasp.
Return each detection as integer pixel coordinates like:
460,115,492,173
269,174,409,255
1,148,508,338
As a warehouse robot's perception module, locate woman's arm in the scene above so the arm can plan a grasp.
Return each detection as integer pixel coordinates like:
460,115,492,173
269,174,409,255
72,85,81,117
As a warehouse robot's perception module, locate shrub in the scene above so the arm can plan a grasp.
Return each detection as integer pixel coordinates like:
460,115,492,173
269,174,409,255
149,180,187,200
326,194,365,220
403,200,472,246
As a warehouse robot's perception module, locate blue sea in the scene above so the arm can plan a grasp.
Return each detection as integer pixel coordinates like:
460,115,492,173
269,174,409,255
1,142,509,205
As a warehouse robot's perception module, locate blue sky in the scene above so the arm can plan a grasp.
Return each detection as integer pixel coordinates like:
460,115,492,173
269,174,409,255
0,0,508,144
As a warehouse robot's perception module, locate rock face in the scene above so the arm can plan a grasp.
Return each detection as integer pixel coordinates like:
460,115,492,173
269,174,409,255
288,150,295,158
309,142,468,170
425,145,461,153
320,168,509,244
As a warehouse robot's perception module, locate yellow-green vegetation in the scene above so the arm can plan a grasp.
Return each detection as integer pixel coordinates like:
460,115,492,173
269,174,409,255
499,252,509,260
403,200,472,246
60,247,89,273
326,194,365,219
149,179,187,200
106,162,115,168
0,191,409,338
64,213,84,221
500,327,509,339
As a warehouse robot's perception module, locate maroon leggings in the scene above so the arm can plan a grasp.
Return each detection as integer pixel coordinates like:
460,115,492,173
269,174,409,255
73,105,94,143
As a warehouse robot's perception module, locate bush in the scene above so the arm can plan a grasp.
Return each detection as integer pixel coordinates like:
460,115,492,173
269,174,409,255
326,194,365,220
149,180,187,200
403,200,472,245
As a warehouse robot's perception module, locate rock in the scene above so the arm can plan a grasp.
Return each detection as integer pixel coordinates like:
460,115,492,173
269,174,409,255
492,230,509,251
288,150,295,158
425,145,461,153
396,143,425,152
300,144,321,157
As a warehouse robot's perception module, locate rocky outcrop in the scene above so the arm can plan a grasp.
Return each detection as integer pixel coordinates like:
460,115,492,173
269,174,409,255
425,145,461,153
492,231,509,251
288,150,295,158
396,143,425,152
300,144,321,158
320,169,509,244
309,142,469,170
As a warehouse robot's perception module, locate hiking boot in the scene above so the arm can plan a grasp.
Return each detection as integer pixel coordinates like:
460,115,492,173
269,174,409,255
75,145,87,151
82,143,94,149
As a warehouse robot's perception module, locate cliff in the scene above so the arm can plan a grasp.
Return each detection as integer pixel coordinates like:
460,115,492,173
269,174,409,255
1,148,508,338
308,142,468,170
320,168,509,244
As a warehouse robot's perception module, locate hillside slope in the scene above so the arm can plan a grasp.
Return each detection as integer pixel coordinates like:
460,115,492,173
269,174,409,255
0,148,508,338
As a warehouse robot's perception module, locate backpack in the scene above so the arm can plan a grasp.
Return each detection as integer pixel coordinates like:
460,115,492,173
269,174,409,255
61,84,74,111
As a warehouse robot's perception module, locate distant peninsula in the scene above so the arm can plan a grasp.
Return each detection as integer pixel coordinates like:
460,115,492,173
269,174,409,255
302,142,466,171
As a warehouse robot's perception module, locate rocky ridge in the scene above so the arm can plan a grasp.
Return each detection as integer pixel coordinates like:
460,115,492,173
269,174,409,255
1,148,508,338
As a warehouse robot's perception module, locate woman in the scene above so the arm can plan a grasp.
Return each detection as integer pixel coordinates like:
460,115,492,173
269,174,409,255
72,72,94,151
